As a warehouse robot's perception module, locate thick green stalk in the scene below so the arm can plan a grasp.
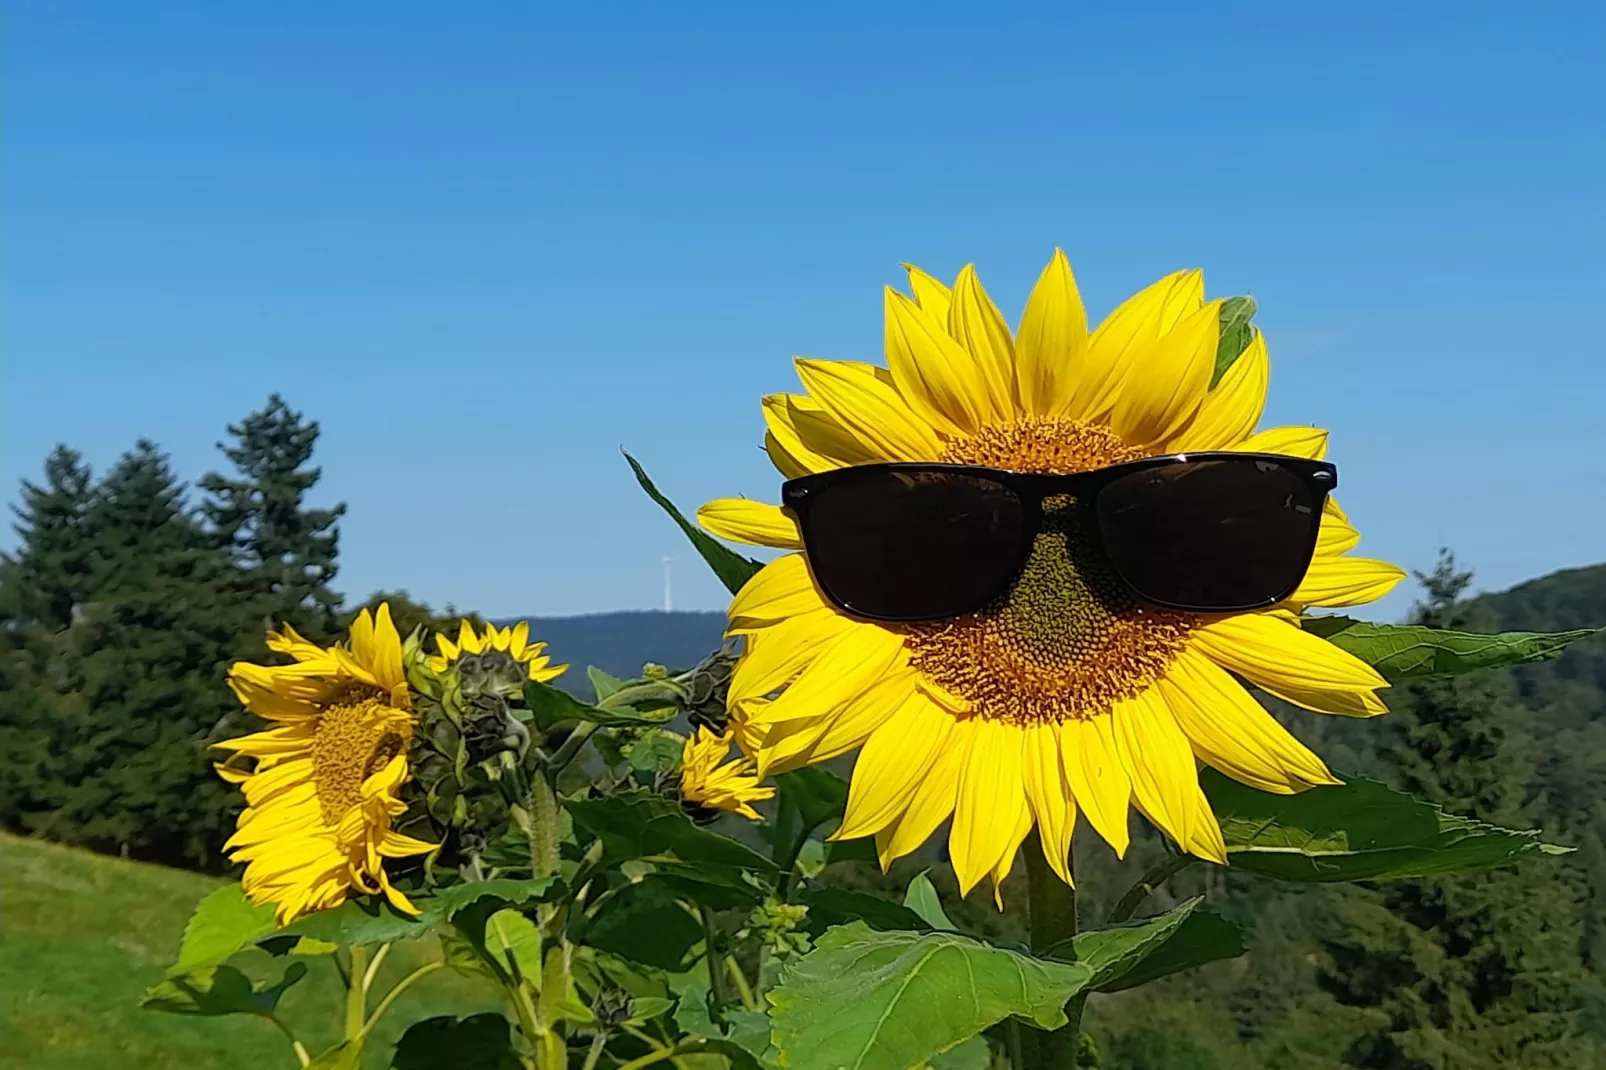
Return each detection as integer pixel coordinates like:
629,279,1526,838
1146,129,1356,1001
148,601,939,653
345,944,369,1041
527,773,562,881
1022,832,1083,1069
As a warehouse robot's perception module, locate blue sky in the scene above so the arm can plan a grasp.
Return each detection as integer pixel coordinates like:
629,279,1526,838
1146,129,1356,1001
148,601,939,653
5,2,1603,620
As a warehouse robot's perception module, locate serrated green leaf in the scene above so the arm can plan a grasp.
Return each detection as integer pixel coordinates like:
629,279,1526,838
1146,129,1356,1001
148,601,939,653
625,451,763,595
1300,617,1599,680
569,790,778,874
142,962,306,1017
769,922,1094,1070
1099,909,1247,992
392,1014,521,1070
485,908,543,984
169,884,277,973
626,729,688,775
584,879,704,971
928,1035,991,1069
523,679,675,731
1205,769,1572,881
283,877,559,946
799,885,929,937
589,665,628,702
902,871,955,931
1211,295,1257,387
776,767,849,834
1045,898,1246,992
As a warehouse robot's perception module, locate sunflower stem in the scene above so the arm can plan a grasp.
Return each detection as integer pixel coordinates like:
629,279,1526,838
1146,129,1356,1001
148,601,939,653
700,904,731,1018
1023,831,1083,1068
345,943,369,1041
527,774,562,881
1107,854,1195,923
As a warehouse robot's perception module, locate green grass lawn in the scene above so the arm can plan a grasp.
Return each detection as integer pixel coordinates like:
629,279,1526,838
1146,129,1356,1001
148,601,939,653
0,832,503,1069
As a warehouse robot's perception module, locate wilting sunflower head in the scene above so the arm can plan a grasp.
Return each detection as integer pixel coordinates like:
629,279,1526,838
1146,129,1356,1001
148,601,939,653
428,620,567,689
214,604,435,924
677,726,775,821
697,252,1407,900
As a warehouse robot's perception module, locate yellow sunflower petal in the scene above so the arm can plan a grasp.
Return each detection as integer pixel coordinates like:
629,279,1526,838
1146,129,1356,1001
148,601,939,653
1317,511,1361,555
1171,328,1268,451
1192,613,1388,696
1059,714,1131,858
1022,723,1077,885
795,359,943,461
902,262,952,321
757,669,916,775
989,804,1035,909
369,603,404,691
727,611,850,709
835,692,955,840
1015,248,1088,418
1110,298,1221,448
1159,649,1339,793
1290,556,1408,608
1228,425,1328,459
510,621,530,659
877,737,964,870
746,625,906,726
1073,269,1201,422
457,619,481,655
950,718,1028,897
883,288,993,436
764,430,813,479
947,265,1019,420
1110,688,1199,851
727,554,829,633
763,394,883,474
1255,679,1391,718
698,499,802,549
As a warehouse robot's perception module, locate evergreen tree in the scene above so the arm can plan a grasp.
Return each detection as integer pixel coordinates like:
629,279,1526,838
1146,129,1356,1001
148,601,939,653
1318,551,1599,1069
0,447,97,829
37,442,254,867
199,394,346,636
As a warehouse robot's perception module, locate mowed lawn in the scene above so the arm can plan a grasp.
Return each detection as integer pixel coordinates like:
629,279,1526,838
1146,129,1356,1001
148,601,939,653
0,833,502,1069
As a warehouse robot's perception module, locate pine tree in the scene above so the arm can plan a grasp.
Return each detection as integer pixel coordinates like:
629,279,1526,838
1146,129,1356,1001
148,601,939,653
199,394,346,637
38,442,253,867
1318,551,1599,1069
0,447,97,829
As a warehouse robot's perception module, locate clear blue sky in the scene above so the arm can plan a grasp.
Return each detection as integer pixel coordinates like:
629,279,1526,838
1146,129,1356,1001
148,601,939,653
5,2,1603,620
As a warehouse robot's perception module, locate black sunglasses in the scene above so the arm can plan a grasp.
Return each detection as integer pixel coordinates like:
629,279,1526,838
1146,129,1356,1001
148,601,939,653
781,452,1336,623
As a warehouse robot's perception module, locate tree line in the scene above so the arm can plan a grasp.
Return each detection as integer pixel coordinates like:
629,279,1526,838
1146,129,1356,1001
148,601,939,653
0,396,458,869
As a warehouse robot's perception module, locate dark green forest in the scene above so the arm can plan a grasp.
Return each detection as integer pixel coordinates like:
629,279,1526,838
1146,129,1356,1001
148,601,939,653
2,397,1604,1067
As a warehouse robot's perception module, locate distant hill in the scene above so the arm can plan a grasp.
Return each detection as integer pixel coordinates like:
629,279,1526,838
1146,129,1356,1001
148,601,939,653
497,610,729,685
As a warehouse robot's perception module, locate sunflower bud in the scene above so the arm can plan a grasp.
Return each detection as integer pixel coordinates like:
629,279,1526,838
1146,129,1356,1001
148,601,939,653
682,642,740,736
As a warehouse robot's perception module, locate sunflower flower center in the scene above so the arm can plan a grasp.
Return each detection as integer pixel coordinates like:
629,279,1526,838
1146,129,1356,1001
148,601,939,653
311,684,407,825
904,419,1191,726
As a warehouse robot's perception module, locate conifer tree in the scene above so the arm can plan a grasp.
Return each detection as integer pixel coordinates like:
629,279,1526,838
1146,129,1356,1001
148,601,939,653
199,394,346,637
0,447,97,828
1319,552,1599,1069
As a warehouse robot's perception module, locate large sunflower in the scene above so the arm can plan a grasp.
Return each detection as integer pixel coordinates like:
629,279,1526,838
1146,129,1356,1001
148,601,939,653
215,604,435,923
697,253,1405,897
427,619,567,682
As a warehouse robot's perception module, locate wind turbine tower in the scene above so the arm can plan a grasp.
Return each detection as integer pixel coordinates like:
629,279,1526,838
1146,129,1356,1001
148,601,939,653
662,554,673,612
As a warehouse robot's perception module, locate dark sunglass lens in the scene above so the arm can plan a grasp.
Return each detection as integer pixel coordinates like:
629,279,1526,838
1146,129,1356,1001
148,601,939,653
1095,458,1323,611
798,468,1025,621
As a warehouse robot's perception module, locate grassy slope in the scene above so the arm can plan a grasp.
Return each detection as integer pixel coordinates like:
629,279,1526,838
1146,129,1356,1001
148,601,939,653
0,832,501,1070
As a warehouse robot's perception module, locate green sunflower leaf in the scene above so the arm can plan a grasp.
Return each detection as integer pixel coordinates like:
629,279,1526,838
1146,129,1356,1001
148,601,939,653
168,883,278,973
1299,616,1600,680
1045,898,1247,992
392,1014,521,1070
776,767,849,835
581,878,705,971
1212,295,1257,387
141,961,307,1017
522,679,676,731
902,870,956,931
1204,769,1572,881
768,922,1095,1070
930,1035,993,1069
305,1041,364,1070
568,789,778,874
624,450,764,595
798,885,930,936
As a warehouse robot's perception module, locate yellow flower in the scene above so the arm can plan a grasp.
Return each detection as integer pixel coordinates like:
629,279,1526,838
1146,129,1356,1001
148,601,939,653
679,726,776,820
698,253,1406,898
214,605,435,924
428,619,567,682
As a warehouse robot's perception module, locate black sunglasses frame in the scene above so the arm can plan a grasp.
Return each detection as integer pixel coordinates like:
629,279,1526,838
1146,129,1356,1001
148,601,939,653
780,451,1338,622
